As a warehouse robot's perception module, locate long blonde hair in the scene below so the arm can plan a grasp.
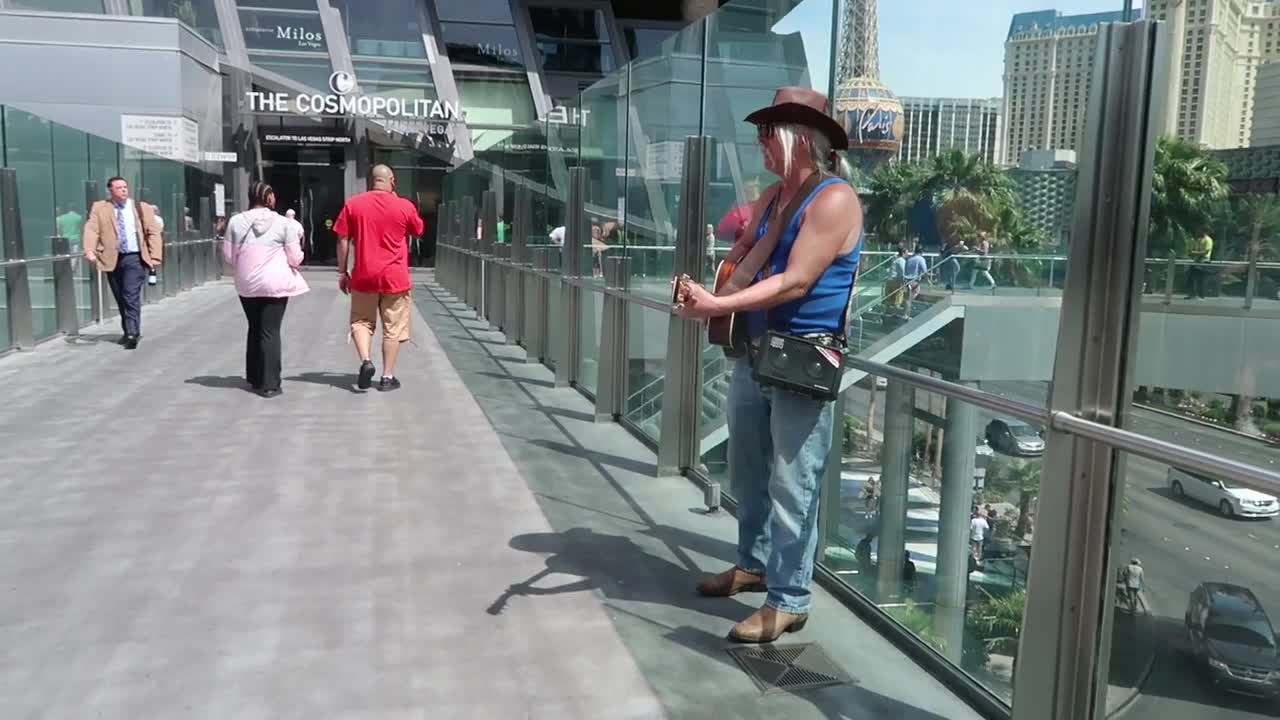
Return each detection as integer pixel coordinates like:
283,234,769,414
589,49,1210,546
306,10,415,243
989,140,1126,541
771,122,854,182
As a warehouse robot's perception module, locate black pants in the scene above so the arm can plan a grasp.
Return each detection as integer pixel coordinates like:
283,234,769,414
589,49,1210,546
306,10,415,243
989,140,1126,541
239,296,288,391
107,252,146,336
1186,264,1211,298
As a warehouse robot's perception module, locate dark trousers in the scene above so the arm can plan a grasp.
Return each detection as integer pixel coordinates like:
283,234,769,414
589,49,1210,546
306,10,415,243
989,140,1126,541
239,296,289,391
107,252,146,337
1186,264,1211,298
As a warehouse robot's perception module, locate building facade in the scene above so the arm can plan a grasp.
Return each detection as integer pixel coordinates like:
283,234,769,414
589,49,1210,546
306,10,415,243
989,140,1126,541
896,96,1002,165
1251,60,1280,146
1001,10,1126,161
0,0,719,265
1143,0,1280,149
1009,149,1078,247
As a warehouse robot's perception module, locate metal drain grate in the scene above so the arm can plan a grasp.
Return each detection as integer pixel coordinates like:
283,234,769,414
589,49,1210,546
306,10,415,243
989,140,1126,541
727,643,854,694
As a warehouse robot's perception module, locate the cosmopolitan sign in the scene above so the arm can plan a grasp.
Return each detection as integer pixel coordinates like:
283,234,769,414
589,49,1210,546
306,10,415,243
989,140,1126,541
246,72,461,124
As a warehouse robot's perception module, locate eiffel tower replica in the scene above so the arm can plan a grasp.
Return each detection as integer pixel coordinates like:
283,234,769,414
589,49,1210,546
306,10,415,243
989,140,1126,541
833,0,903,180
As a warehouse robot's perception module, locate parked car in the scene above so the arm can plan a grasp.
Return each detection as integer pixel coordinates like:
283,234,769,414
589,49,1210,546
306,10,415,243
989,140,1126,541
1168,467,1280,518
1184,583,1280,697
985,418,1045,457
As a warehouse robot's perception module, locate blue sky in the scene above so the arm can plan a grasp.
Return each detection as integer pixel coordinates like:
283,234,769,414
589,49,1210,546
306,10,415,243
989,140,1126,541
776,0,1142,99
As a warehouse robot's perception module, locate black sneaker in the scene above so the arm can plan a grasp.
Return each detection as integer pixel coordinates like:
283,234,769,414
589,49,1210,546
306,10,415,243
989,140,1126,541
357,360,376,390
377,376,401,392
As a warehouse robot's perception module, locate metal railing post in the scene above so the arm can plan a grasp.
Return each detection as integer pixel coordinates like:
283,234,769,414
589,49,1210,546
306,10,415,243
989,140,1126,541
1,168,35,349
197,196,212,284
555,167,587,388
461,196,477,313
1013,21,1168,720
526,247,548,363
440,201,455,296
480,189,497,324
436,203,450,294
494,244,509,330
656,136,711,476
52,257,79,336
83,180,104,319
507,185,529,344
1244,241,1259,310
594,256,630,421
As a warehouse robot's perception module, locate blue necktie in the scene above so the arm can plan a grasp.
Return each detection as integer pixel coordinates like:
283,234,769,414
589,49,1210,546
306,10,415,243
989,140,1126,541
115,204,129,253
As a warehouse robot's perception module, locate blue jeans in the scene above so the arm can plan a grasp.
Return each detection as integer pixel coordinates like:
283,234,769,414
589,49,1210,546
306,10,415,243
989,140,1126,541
727,357,834,614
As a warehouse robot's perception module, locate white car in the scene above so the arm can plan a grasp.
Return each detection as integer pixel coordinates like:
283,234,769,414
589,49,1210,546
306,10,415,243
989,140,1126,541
1168,467,1280,519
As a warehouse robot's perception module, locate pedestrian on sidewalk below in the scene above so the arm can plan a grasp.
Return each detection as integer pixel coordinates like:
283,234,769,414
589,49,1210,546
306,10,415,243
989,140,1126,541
223,182,310,398
334,164,425,391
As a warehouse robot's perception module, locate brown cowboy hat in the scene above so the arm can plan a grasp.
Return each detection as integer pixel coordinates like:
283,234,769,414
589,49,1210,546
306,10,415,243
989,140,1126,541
745,86,849,151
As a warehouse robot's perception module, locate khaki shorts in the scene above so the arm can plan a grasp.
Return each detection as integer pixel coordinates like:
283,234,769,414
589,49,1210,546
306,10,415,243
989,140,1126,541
350,291,411,343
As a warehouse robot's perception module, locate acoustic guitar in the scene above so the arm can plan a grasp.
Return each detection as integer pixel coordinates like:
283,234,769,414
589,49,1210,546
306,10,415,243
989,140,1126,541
671,259,748,353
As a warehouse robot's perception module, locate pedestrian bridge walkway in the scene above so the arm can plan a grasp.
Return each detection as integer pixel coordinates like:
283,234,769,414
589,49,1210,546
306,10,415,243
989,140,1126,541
0,270,977,720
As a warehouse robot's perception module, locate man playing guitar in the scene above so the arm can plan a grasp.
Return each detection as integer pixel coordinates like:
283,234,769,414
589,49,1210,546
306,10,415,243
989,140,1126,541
674,87,864,643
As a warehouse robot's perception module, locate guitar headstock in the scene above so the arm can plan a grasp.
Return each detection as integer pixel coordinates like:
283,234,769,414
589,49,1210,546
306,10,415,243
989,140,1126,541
670,273,693,305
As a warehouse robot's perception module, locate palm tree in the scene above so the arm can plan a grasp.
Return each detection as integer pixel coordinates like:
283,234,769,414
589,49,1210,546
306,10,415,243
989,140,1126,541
922,149,1018,246
990,203,1045,251
866,161,927,248
985,459,1042,537
969,589,1026,657
1234,193,1280,263
1227,194,1280,431
888,600,947,653
1149,136,1229,257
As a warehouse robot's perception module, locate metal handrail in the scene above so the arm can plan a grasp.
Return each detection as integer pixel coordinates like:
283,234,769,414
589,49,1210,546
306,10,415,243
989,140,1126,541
0,236,218,269
0,252,85,269
845,356,1280,495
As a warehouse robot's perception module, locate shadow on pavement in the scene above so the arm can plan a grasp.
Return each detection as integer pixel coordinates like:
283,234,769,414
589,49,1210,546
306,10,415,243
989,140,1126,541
285,372,363,394
185,375,256,393
489,527,751,625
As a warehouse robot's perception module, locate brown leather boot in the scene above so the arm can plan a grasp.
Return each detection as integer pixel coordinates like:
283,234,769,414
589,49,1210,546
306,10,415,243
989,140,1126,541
728,605,809,643
696,566,766,597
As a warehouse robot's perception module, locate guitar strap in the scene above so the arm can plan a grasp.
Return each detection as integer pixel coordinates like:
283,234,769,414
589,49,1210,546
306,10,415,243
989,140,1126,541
725,172,826,292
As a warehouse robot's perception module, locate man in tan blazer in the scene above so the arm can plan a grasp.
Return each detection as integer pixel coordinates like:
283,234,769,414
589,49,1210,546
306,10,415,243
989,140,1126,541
83,176,163,349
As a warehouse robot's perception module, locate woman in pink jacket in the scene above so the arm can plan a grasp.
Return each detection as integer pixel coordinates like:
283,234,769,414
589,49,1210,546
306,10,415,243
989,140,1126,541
223,182,310,397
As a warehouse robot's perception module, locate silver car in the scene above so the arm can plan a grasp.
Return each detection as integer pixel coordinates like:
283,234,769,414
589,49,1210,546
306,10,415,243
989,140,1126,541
1168,467,1280,519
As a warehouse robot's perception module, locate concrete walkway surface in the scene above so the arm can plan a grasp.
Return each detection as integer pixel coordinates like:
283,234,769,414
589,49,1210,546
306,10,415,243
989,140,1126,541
0,269,986,720
0,271,660,720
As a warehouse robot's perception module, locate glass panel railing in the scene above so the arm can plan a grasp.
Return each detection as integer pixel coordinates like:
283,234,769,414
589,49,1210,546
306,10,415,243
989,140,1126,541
1108,451,1280,719
546,274,562,372
1110,128,1280,718
830,378,1046,702
1,103,223,348
623,303,670,440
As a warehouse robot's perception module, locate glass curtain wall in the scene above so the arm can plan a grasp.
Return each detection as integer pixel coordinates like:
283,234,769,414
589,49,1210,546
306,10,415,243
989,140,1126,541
1,105,222,350
236,0,332,90
440,3,1280,717
128,0,224,47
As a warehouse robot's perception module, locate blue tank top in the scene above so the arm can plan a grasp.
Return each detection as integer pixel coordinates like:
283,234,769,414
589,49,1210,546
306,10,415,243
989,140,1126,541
745,177,862,338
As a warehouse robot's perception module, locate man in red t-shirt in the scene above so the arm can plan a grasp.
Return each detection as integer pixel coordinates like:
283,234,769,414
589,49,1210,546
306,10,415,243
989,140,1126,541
334,164,425,391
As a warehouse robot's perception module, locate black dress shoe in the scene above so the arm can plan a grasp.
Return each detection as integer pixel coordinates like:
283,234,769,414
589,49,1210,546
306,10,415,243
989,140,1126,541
123,335,139,350
357,360,376,390
258,388,282,398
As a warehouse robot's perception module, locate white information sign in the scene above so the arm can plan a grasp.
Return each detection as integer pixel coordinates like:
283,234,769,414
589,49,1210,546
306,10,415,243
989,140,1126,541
204,151,237,163
213,183,226,217
120,115,200,163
